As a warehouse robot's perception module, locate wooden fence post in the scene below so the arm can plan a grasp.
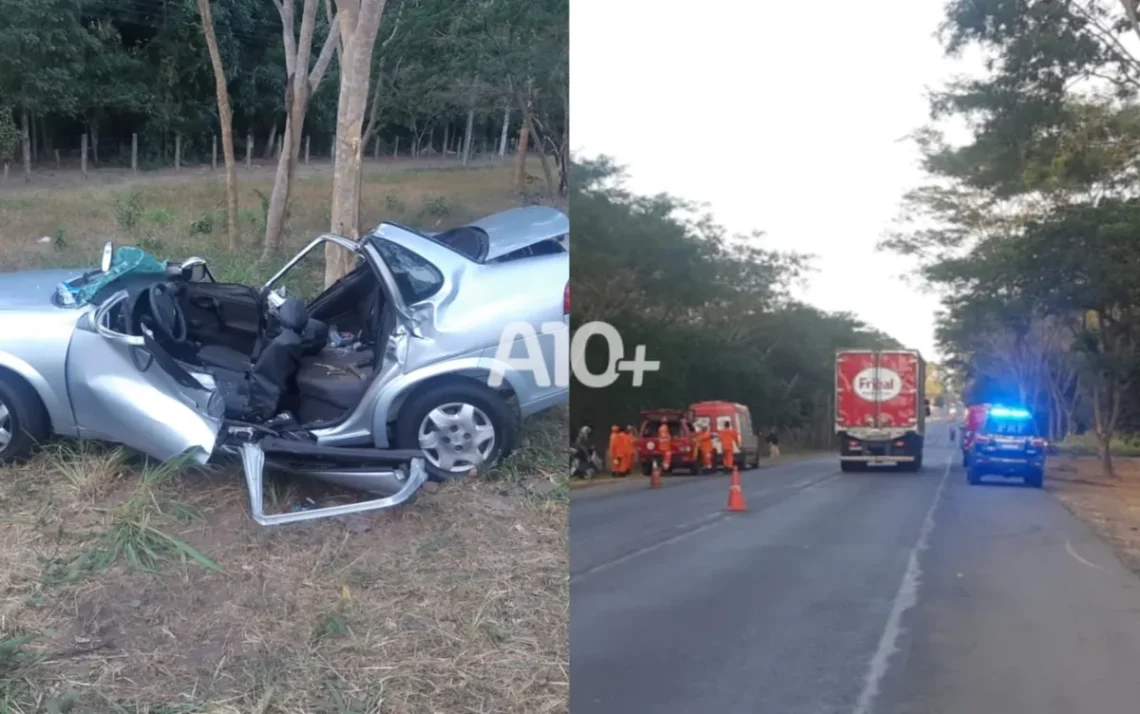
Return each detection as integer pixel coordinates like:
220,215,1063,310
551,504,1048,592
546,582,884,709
212,134,217,170
305,135,310,165
81,134,88,178
245,132,253,169
393,137,399,157
174,133,182,172
54,149,60,169
131,133,138,173
374,135,380,158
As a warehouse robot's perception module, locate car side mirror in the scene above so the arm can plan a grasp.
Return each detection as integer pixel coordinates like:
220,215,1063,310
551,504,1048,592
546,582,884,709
180,257,214,283
101,241,116,272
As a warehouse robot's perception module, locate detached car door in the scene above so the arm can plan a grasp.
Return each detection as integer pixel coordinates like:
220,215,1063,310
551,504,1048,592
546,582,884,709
66,289,224,463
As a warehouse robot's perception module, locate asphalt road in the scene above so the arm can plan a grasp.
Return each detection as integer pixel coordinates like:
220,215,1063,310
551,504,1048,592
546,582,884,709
570,421,1140,714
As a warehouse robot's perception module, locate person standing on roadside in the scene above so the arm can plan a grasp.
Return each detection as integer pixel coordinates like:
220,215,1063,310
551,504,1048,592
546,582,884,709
766,428,780,459
657,421,673,471
718,422,741,471
624,425,638,473
608,425,624,475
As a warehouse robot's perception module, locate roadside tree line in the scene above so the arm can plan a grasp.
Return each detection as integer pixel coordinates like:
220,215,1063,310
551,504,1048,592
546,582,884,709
0,0,568,271
570,157,901,450
880,0,1140,476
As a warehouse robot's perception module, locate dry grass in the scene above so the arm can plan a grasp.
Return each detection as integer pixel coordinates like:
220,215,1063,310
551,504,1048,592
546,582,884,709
1048,455,1140,575
0,161,568,713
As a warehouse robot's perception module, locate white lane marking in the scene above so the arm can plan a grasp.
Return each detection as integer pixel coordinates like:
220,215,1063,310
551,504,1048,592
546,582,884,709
569,516,728,583
572,469,840,582
1065,539,1107,571
852,453,952,714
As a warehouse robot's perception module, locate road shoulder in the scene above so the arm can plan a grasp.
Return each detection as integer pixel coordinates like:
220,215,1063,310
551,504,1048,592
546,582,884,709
569,451,829,501
1048,455,1140,576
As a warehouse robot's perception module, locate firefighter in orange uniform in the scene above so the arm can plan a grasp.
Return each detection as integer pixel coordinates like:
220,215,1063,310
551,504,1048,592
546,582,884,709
719,423,740,470
608,425,624,475
623,425,638,474
694,425,714,472
657,422,673,470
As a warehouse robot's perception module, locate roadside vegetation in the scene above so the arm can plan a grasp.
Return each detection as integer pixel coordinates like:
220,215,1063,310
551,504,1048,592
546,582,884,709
880,0,1140,574
569,158,901,453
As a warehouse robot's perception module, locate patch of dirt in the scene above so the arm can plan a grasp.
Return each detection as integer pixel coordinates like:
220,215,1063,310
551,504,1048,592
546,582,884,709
1,448,568,713
1048,455,1140,575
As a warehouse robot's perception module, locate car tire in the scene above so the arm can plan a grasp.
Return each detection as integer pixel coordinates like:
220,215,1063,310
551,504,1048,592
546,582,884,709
962,452,968,467
0,373,48,465
1026,469,1044,489
396,381,517,483
967,467,981,485
840,460,860,473
640,461,653,476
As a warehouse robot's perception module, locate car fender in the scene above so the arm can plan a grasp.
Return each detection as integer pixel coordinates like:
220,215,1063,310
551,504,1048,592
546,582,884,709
0,348,75,435
368,355,529,448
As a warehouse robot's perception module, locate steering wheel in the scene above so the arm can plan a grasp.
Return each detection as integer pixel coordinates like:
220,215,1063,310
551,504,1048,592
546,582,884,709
147,282,188,343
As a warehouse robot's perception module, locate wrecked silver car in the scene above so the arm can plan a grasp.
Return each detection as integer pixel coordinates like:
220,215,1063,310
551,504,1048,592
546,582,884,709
0,206,569,525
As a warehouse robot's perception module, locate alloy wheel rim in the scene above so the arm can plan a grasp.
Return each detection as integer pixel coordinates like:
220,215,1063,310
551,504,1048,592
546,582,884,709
417,402,496,473
0,397,11,451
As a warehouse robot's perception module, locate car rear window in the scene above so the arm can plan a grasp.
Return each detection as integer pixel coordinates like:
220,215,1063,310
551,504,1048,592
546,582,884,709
372,238,444,304
982,417,1036,436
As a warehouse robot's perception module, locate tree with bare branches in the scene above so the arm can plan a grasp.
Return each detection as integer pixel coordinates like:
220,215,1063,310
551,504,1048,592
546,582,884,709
263,0,341,257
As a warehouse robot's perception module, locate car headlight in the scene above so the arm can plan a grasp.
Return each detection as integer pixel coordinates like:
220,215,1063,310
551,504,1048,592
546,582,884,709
647,440,655,450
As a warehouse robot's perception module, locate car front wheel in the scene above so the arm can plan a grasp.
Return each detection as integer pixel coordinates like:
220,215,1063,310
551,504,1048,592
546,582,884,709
0,374,48,465
397,381,517,482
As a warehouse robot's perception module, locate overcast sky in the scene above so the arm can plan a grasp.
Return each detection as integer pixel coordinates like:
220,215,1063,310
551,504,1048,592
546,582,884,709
570,0,971,359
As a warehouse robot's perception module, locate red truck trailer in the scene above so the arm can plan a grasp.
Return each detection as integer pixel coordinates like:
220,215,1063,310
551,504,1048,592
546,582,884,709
835,349,929,472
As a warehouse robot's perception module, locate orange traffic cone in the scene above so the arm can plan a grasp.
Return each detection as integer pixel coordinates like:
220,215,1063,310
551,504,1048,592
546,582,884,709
649,460,663,489
726,466,747,512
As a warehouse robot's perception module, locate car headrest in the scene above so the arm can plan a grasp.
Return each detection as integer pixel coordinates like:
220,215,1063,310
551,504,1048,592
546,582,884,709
277,296,309,332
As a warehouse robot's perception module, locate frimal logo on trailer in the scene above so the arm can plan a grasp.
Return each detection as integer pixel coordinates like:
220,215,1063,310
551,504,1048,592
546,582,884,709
853,367,902,401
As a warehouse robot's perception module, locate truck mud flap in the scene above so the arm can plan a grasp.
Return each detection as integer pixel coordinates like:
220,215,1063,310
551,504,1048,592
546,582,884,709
238,440,427,527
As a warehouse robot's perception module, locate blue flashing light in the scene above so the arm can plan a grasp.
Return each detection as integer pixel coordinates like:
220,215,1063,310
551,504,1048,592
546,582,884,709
989,406,1032,419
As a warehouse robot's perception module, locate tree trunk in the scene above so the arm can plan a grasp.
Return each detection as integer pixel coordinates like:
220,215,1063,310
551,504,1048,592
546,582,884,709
513,98,531,193
525,111,556,198
131,133,138,172
197,0,241,249
326,0,389,288
88,117,99,165
29,113,36,164
246,132,253,169
498,106,510,158
1091,380,1120,478
264,123,277,159
42,116,52,156
462,106,475,166
175,133,182,172
21,109,31,183
81,133,88,178
263,0,341,256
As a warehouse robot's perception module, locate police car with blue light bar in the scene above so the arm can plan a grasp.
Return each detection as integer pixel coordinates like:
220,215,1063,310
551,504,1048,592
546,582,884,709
965,406,1047,488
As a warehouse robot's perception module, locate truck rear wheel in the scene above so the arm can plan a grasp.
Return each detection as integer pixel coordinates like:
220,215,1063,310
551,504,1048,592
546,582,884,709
840,461,863,473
